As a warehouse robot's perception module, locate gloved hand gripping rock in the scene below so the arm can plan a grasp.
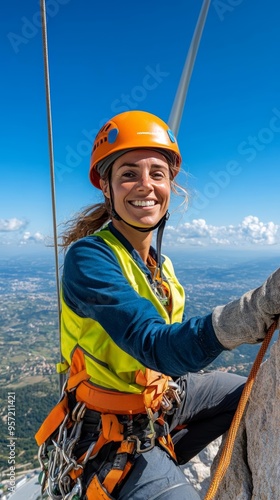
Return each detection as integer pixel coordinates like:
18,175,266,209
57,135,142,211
212,267,280,349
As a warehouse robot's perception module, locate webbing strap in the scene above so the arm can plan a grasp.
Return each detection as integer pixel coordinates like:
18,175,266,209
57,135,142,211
102,414,124,440
87,475,113,499
69,413,130,483
75,381,146,414
158,435,177,462
85,440,135,499
66,368,89,390
35,395,68,446
103,441,135,493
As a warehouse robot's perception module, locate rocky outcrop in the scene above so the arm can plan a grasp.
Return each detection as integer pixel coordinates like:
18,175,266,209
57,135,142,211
210,334,280,499
183,439,221,497
184,333,280,499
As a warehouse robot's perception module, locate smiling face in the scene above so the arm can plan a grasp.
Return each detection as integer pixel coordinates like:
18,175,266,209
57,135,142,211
100,149,171,230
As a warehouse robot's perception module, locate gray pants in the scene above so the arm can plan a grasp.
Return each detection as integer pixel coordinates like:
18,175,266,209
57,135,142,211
118,371,246,499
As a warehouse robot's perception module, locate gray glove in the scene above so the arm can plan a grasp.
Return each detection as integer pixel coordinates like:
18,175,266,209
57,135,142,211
212,267,280,349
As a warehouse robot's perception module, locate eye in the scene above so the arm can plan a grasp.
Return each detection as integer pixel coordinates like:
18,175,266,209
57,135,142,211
151,170,166,180
122,171,136,179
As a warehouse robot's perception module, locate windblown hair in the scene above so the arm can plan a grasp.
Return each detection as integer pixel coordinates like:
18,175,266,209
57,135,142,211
60,155,188,251
60,165,112,250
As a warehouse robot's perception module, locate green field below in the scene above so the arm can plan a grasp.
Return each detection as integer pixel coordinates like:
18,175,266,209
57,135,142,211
0,376,59,473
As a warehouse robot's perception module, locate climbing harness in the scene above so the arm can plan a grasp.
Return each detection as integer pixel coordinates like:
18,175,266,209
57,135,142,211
36,350,184,499
36,375,184,499
204,319,279,500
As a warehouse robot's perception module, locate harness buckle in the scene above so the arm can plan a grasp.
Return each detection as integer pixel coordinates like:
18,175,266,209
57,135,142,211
127,433,156,453
127,407,156,453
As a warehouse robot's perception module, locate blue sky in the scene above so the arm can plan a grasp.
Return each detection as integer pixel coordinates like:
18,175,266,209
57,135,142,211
1,0,280,252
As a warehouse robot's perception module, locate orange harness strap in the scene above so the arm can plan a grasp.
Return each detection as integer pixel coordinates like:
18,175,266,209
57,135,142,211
156,414,177,462
85,440,140,499
35,365,90,446
82,417,136,499
73,368,171,416
69,414,123,481
75,381,147,414
35,395,69,446
87,475,113,500
66,368,90,390
102,440,135,493
86,451,134,500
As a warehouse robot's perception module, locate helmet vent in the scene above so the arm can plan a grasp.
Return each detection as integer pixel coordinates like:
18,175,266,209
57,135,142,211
93,136,108,151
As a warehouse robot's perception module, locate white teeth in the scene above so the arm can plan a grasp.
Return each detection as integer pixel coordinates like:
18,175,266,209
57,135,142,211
131,200,156,207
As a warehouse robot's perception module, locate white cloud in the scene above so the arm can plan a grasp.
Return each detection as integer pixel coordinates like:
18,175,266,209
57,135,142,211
0,218,45,246
20,232,45,244
238,216,278,245
0,218,27,232
165,216,280,247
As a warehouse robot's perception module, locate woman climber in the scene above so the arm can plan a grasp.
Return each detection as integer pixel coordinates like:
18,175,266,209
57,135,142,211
36,110,280,499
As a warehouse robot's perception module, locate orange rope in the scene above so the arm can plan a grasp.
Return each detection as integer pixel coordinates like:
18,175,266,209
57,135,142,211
204,320,278,500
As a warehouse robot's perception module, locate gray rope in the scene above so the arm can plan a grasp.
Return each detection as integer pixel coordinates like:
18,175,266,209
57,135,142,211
40,1,64,386
168,0,211,136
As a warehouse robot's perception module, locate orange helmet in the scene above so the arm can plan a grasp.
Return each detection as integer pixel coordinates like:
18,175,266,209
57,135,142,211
89,110,182,189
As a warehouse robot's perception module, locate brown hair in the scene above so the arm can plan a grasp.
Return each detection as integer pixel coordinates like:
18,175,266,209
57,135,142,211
60,155,187,250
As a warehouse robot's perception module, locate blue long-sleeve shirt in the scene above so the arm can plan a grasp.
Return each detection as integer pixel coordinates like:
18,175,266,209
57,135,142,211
62,223,225,377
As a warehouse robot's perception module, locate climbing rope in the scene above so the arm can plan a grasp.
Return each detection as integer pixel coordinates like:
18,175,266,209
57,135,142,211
40,0,64,390
204,319,278,500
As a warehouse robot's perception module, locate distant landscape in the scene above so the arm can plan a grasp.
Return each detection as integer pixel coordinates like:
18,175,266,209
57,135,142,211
0,249,279,476
0,254,61,479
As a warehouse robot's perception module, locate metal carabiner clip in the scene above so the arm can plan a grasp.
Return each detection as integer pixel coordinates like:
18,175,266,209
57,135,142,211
127,407,156,453
64,478,83,499
127,433,156,453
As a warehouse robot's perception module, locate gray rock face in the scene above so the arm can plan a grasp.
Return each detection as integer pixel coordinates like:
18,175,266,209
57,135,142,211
210,334,280,499
183,439,221,497
184,334,280,499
